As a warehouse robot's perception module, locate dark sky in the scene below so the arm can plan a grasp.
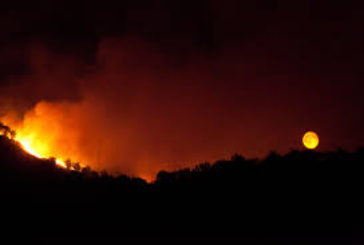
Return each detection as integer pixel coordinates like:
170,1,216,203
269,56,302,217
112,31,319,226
0,0,363,178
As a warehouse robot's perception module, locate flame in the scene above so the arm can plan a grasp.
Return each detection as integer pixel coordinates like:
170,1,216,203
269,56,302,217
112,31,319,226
15,135,67,168
1,99,180,182
17,137,43,159
1,105,72,169
0,129,68,169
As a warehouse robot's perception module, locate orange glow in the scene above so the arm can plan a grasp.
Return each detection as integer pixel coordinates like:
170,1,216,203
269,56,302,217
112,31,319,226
1,103,76,169
0,127,68,169
15,135,68,168
0,99,181,182
17,137,43,159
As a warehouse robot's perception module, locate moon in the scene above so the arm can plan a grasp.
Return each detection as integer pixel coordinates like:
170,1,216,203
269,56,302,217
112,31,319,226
302,131,319,149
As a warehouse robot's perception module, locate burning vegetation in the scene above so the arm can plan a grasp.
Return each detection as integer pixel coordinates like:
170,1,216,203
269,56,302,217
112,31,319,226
1,34,363,181
0,120,80,170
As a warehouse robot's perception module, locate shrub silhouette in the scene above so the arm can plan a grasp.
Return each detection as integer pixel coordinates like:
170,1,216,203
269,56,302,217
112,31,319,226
0,133,362,242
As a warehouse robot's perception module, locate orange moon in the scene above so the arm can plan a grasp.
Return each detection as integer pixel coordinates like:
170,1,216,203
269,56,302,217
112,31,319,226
302,131,319,149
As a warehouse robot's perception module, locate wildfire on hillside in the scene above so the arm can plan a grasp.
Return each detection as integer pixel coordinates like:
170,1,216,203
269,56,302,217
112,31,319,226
1,118,69,169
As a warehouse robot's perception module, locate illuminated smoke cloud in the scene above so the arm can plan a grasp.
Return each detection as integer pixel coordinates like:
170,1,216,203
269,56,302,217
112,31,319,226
1,38,241,180
1,31,363,180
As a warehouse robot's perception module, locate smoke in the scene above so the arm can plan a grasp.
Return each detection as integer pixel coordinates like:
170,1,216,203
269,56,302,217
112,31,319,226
1,29,364,180
0,37,243,180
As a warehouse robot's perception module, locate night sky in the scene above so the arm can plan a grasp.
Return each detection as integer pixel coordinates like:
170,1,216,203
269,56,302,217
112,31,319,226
0,0,363,178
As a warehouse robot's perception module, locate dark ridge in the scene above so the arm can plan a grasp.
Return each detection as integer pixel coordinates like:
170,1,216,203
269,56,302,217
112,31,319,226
0,135,363,243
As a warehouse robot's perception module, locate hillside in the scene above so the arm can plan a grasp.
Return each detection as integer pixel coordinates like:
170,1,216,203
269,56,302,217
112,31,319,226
0,135,363,242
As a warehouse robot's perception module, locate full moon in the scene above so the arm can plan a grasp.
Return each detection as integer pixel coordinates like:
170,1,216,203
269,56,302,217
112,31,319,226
302,131,319,149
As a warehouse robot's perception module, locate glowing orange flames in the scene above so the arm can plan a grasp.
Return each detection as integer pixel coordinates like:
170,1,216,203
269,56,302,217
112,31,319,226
0,125,68,169
16,135,68,168
0,100,159,182
0,102,78,169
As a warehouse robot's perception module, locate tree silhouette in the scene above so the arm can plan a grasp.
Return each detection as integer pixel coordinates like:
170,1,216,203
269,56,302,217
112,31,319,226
0,130,362,242
0,122,15,139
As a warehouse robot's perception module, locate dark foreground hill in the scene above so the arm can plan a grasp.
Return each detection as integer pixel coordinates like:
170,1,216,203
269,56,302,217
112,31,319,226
0,135,363,243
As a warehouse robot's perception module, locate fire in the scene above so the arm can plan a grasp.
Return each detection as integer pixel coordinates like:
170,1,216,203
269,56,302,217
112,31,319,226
15,134,68,168
0,125,68,169
0,103,76,169
17,137,43,159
